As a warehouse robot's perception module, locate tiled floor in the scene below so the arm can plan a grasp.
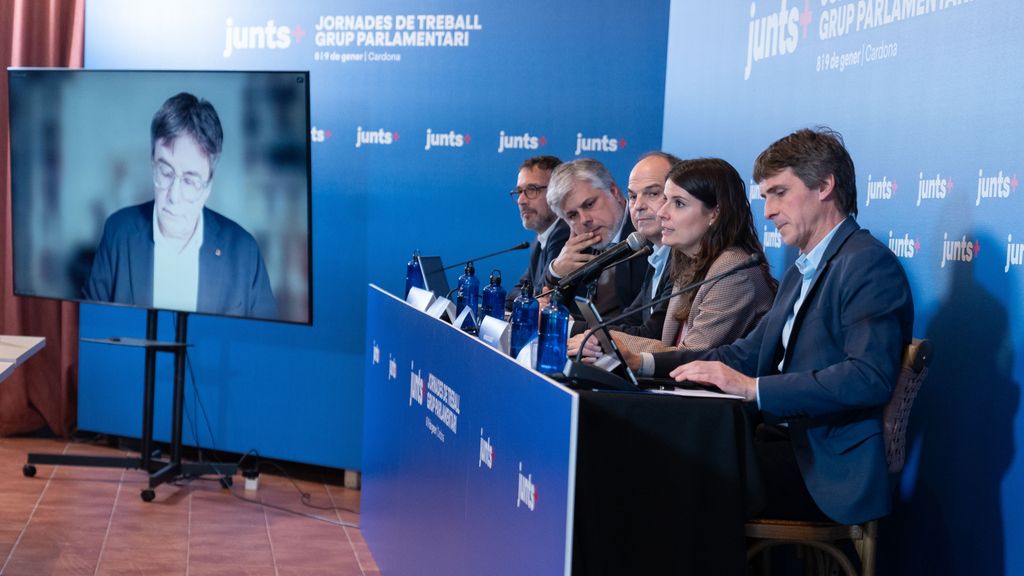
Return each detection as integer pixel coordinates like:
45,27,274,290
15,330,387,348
0,436,381,575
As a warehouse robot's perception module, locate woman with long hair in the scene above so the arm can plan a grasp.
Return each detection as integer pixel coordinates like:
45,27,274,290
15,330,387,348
573,157,777,375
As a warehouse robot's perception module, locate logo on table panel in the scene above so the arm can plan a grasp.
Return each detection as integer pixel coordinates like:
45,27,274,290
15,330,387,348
1005,234,1024,273
940,233,979,268
409,361,425,406
888,231,919,259
574,133,624,156
744,0,813,80
865,175,896,207
425,129,470,150
310,126,332,143
355,126,398,148
497,131,546,154
763,224,783,249
479,428,495,469
223,18,302,58
916,172,952,206
976,169,1016,206
516,462,537,511
426,373,460,435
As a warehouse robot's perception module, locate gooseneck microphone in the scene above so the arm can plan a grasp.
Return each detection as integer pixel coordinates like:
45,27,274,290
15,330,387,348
556,231,649,290
442,241,530,271
534,242,653,302
574,251,764,362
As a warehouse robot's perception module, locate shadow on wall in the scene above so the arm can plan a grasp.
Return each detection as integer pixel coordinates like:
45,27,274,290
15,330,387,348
881,230,1019,576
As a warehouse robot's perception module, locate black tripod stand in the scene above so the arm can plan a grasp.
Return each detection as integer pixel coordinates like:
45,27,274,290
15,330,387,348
24,310,236,501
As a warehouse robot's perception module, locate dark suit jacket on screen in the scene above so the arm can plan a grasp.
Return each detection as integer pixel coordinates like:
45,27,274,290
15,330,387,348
653,218,913,525
83,201,278,320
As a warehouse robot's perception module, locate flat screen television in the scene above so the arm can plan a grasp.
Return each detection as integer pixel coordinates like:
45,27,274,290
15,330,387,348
7,68,312,324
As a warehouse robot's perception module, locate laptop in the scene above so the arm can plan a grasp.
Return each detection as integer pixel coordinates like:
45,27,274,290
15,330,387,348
417,255,451,299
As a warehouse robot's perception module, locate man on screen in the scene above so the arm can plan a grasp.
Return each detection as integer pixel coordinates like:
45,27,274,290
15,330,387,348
651,127,913,525
83,92,278,319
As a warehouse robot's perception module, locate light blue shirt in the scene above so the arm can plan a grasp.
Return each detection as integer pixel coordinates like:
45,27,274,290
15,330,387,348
647,244,670,305
756,218,847,407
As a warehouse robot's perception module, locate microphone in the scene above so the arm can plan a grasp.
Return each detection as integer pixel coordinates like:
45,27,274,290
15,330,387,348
556,231,648,290
442,241,530,271
603,243,653,271
535,241,653,301
574,251,764,362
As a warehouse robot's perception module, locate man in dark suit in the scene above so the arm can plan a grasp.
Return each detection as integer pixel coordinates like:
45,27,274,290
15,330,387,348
654,128,913,525
505,156,570,310
543,158,647,323
614,151,681,336
82,92,277,320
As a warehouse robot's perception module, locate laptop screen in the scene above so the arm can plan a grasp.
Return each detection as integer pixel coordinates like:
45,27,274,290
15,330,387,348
417,255,451,299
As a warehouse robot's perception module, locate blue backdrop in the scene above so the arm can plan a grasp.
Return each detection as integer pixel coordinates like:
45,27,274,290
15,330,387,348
79,1,669,469
664,1,1022,573
77,1,1022,573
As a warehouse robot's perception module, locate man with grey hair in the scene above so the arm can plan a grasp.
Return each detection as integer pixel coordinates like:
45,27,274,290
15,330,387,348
568,151,680,358
543,158,647,321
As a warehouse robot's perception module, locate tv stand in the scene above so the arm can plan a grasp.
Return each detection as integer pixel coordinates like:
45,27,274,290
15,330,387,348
24,310,237,501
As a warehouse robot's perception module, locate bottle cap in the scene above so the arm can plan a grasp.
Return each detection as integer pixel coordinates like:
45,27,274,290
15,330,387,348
549,289,563,305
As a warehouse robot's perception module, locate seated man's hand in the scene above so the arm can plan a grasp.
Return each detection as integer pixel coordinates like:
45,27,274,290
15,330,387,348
567,331,603,363
550,231,600,278
669,360,757,402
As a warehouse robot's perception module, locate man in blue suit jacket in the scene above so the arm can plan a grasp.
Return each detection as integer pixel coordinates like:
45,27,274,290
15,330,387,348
654,128,913,525
82,92,277,320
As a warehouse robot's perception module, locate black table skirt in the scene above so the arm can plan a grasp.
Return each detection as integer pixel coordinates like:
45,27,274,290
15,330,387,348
573,389,763,575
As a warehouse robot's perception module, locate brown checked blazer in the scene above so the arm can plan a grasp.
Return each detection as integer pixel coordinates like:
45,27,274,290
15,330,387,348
613,248,774,355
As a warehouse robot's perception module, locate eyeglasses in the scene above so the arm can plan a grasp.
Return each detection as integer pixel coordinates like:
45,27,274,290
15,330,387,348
153,161,210,202
508,184,547,200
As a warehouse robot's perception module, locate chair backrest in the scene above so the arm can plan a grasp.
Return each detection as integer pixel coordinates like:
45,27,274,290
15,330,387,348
883,338,932,474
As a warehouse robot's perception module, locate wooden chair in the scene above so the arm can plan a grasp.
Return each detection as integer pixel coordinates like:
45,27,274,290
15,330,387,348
745,338,932,576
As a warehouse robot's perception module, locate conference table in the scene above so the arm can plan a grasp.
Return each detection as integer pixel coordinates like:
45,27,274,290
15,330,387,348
572,388,762,575
362,285,761,575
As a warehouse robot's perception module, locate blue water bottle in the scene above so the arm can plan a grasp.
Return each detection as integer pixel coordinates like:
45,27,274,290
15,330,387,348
536,289,570,373
456,261,480,333
404,250,424,297
480,269,507,321
510,279,539,358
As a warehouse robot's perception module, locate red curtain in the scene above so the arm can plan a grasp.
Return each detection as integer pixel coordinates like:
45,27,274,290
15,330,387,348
0,0,84,437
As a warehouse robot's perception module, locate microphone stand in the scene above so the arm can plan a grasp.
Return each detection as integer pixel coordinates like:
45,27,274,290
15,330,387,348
442,241,530,271
536,245,654,300
574,253,764,363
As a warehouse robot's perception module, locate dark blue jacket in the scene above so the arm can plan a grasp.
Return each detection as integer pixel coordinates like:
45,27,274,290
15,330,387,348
654,218,913,524
83,201,278,320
